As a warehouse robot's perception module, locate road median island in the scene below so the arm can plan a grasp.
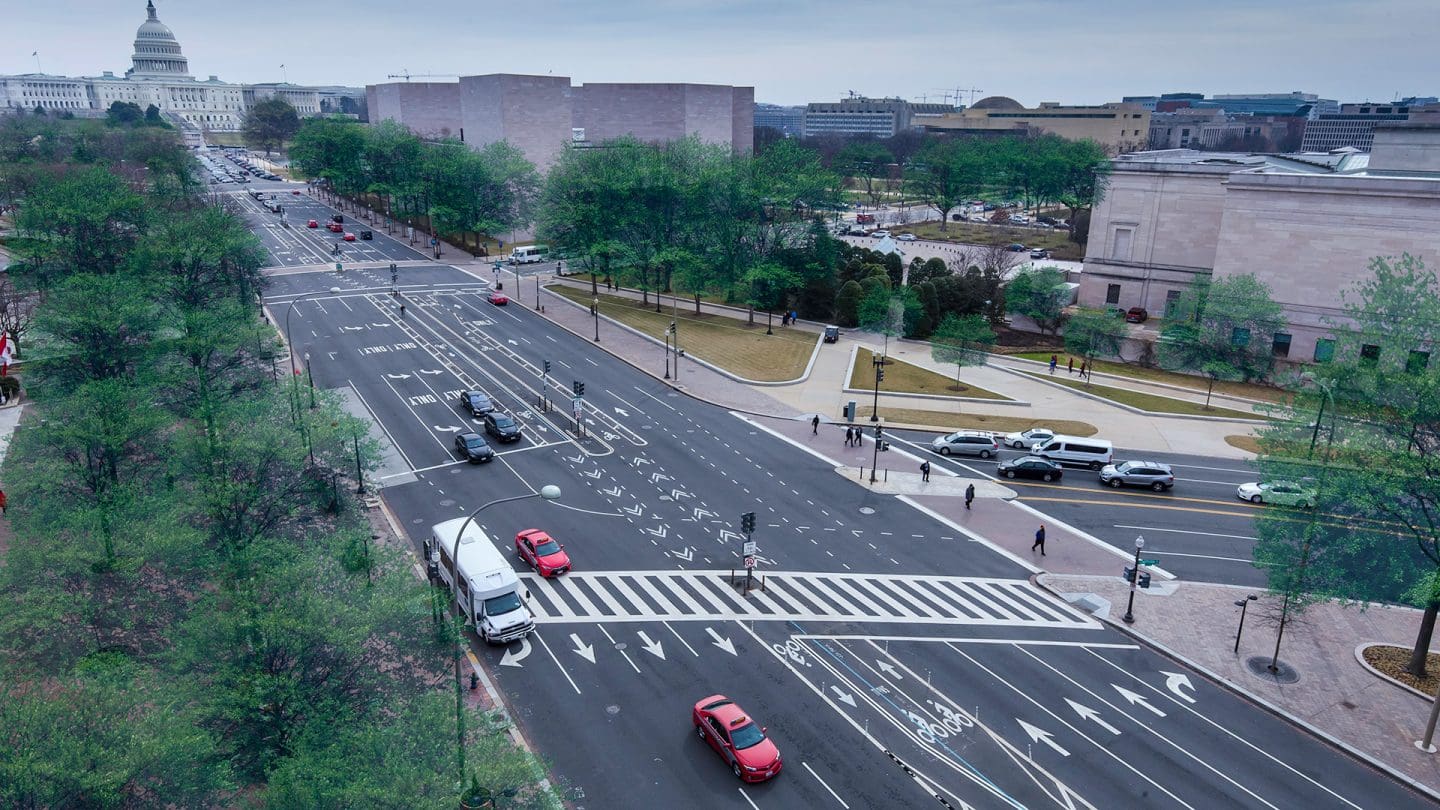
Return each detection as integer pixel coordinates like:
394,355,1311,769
850,347,1010,401
547,284,814,382
857,404,1097,437
1013,369,1267,421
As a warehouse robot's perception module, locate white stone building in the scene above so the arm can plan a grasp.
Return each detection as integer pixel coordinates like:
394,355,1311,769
0,1,322,132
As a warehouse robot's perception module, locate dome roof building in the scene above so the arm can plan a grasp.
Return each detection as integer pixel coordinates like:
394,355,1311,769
970,96,1024,111
127,1,192,78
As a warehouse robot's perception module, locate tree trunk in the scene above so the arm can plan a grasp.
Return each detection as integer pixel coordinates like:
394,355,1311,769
694,293,701,316
1407,600,1440,678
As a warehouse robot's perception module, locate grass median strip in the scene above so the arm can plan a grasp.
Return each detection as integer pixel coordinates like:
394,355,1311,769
547,284,814,382
1010,351,1290,404
1015,369,1266,420
850,347,1011,401
858,405,1097,436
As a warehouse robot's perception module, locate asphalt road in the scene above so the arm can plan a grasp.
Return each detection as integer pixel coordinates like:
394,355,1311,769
255,196,1429,808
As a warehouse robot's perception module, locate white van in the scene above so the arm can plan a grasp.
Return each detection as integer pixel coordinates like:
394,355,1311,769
509,245,548,264
1030,435,1114,470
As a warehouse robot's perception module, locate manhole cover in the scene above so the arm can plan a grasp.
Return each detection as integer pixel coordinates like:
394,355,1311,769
614,642,628,651
1245,656,1299,683
438,499,457,508
605,705,620,716
859,507,877,515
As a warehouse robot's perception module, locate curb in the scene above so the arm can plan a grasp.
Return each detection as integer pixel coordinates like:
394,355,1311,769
987,349,1280,410
1033,574,1440,803
840,345,1030,407
994,365,1269,425
1355,642,1435,701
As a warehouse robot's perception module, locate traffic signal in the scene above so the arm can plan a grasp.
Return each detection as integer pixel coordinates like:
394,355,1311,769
876,366,885,383
741,511,756,534
544,360,552,374
573,380,585,397
390,263,398,282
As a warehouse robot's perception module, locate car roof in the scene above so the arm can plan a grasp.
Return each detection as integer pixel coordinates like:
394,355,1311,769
705,700,753,728
458,431,485,441
1120,460,1171,470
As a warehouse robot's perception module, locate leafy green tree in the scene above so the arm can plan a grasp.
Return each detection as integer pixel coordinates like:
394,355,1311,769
834,141,893,206
144,104,167,127
106,100,145,126
1004,267,1069,335
289,117,366,194
1056,138,1111,224
1158,273,1285,383
931,313,995,393
242,97,301,155
1063,308,1129,386
14,165,148,283
834,280,864,327
906,137,986,231
35,274,163,384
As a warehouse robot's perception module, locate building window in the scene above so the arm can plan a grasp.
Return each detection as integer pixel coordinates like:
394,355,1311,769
1360,344,1381,365
1407,350,1430,374
1110,227,1134,261
1231,327,1251,347
1106,284,1121,305
1272,333,1292,358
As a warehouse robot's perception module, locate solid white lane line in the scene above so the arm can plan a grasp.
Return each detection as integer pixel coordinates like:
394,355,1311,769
802,761,850,808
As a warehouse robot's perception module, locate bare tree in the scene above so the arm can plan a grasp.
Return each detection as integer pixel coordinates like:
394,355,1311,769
0,275,40,359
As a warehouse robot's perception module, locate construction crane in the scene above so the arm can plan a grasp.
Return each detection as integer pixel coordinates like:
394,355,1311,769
932,87,984,107
387,70,461,82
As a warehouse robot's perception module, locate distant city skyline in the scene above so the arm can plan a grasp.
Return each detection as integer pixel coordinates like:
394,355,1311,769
8,0,1435,106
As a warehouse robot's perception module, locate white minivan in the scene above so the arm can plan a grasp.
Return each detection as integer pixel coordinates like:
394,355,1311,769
1030,435,1114,470
509,245,548,264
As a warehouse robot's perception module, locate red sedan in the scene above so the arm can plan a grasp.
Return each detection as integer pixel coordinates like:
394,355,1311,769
306,219,319,228
487,291,509,306
327,222,343,233
343,232,356,242
515,529,570,577
693,695,783,782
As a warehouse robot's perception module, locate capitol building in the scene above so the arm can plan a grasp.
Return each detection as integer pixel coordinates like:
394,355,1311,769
0,2,342,133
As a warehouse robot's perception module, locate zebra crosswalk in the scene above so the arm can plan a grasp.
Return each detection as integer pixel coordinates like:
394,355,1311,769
520,570,1096,628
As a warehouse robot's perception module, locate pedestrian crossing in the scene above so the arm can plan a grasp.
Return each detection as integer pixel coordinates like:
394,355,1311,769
519,570,1096,628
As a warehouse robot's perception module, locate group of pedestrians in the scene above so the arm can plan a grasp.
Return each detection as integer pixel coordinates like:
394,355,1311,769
780,310,800,327
1050,354,1092,380
843,425,865,447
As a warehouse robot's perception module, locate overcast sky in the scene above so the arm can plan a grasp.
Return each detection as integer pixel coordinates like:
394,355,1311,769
8,0,1436,105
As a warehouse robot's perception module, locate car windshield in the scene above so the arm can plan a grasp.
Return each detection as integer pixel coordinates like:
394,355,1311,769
483,592,523,616
494,416,515,428
463,436,486,448
534,539,561,556
730,722,766,750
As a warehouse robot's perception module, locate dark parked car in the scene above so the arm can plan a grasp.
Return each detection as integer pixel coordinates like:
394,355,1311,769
331,214,344,224
483,412,522,443
360,230,373,240
1125,307,1149,323
823,325,841,343
1007,243,1026,252
453,432,495,464
459,390,495,416
995,456,1065,482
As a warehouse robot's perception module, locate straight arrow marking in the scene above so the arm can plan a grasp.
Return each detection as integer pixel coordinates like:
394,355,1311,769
569,633,596,664
830,685,857,707
1017,718,1071,756
876,660,901,679
1113,684,1167,717
637,631,666,660
1065,698,1121,735
705,627,737,656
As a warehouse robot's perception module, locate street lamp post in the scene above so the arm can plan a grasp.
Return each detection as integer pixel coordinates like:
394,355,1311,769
664,326,672,380
592,297,600,342
304,352,316,409
535,274,541,311
870,354,885,422
766,309,773,336
1233,594,1258,653
443,485,562,785
869,424,882,484
1301,371,1335,460
1123,536,1145,624
353,433,365,494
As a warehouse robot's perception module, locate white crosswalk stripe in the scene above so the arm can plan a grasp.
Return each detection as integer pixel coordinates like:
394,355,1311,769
519,570,1097,628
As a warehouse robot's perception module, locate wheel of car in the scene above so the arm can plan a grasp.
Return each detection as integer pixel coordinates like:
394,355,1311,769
939,447,951,456
1012,440,1025,449
979,450,992,459
697,724,705,740
1005,470,1016,479
1109,478,1122,488
1089,461,1104,471
732,762,743,779
1250,494,1263,504
1042,473,1054,482
1151,482,1166,492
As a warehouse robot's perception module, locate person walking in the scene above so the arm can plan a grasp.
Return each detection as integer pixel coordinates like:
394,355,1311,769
844,426,853,447
1049,354,1058,375
1079,360,1089,380
920,460,931,482
1067,357,1074,375
1032,524,1047,556
812,414,820,435
965,483,975,510
0,488,7,516
854,427,863,447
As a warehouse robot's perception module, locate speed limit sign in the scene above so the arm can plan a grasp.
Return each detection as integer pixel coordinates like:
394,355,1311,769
744,555,756,569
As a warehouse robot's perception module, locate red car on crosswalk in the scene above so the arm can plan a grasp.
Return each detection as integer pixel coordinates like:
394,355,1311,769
515,529,570,577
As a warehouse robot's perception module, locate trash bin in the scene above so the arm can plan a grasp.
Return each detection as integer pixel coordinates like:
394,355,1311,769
1123,566,1152,589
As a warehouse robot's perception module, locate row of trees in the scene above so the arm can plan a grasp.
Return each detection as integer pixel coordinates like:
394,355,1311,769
0,117,543,805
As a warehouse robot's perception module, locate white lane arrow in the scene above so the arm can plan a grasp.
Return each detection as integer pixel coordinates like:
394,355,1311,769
693,507,717,520
718,529,744,543
623,505,644,517
342,325,366,332
419,369,444,375
1017,719,1071,757
851,530,864,538
1112,685,1167,717
584,468,603,479
876,660,902,679
670,489,692,501
637,631,666,660
706,627,737,656
830,686,857,708
1161,671,1198,704
499,637,532,668
1065,699,1121,735
567,454,585,464
645,525,668,538
435,425,464,433
603,486,623,497
671,546,695,562
631,457,652,467
569,633,596,664
614,407,630,416
651,472,673,484
385,372,412,379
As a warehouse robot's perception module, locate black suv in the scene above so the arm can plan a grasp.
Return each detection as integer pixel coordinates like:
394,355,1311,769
483,412,522,443
823,325,841,343
459,390,495,416
454,431,495,464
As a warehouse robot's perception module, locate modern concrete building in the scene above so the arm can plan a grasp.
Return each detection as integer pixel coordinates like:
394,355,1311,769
367,74,754,173
801,97,954,138
754,103,804,137
1300,102,1440,152
0,2,320,132
921,98,1150,153
1197,92,1337,117
1078,123,1440,364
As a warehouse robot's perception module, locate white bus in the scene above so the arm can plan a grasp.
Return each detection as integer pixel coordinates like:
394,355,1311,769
509,245,548,264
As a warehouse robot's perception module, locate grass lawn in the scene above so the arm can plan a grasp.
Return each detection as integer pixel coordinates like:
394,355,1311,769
902,220,1083,261
547,285,814,381
850,348,1010,401
858,405,1097,436
1010,352,1291,405
1225,435,1262,454
1017,370,1266,420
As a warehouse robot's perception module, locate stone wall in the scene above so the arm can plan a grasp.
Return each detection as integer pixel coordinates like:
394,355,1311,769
367,82,461,139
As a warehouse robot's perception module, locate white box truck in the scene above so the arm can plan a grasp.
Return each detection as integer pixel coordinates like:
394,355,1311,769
427,518,534,644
